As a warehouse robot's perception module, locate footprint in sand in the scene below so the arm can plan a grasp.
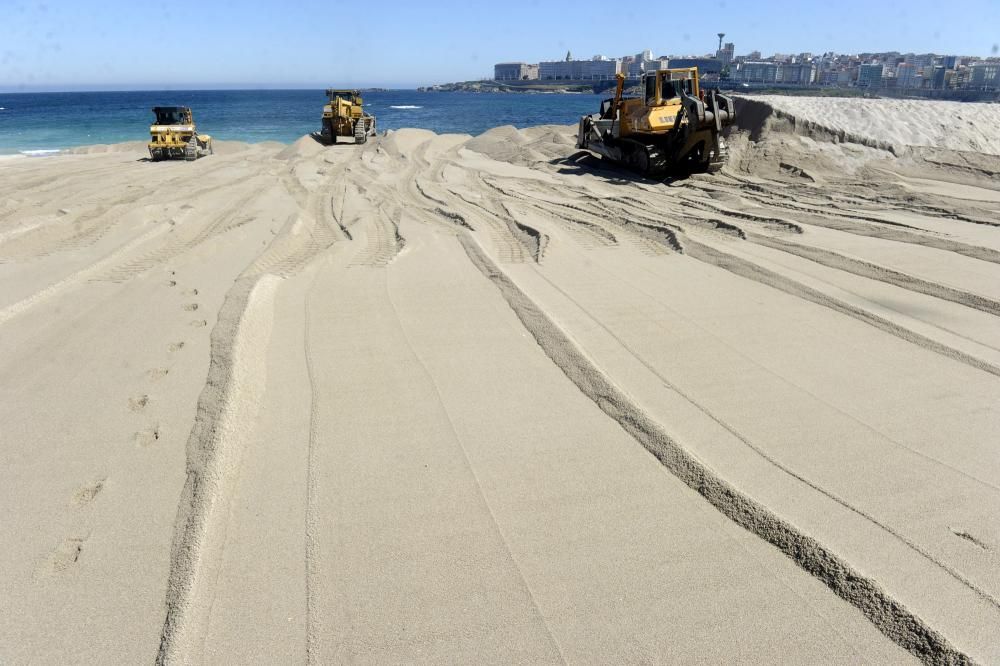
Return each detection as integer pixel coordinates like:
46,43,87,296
148,367,170,381
182,288,199,296
183,303,199,311
38,536,87,576
72,478,105,507
190,319,207,327
128,395,149,412
168,341,185,352
166,280,177,287
134,425,160,447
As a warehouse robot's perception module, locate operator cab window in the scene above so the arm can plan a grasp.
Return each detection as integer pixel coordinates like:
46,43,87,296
644,75,657,106
654,75,696,103
662,79,678,101
155,109,184,125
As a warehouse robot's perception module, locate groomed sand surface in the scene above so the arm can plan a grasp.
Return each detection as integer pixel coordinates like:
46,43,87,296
2,97,999,664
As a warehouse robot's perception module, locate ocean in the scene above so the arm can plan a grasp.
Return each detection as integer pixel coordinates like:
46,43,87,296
0,89,603,155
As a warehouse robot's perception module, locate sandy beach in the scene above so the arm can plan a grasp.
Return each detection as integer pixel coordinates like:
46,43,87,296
2,96,999,664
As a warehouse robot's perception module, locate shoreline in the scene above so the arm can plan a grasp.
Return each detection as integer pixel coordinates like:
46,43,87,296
5,91,1000,160
0,90,605,158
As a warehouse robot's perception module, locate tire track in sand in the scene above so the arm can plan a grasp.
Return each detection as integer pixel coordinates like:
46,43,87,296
156,274,280,665
545,196,1000,379
457,231,972,666
96,184,266,283
302,267,323,666
516,239,1000,614
158,157,357,662
745,232,1000,317
349,205,406,267
0,223,170,326
682,181,1000,266
680,236,1000,378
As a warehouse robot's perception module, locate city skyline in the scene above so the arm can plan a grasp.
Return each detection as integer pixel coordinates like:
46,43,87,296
3,0,999,92
493,48,999,94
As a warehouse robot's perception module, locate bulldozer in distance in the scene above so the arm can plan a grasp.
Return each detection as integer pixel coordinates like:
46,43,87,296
321,89,376,144
148,107,212,161
577,68,735,176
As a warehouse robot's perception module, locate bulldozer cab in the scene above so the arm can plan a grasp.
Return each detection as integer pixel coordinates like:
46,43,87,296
326,89,362,105
643,69,699,107
152,106,193,127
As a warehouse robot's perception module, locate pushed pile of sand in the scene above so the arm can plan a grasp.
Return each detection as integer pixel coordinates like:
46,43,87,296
740,95,1000,155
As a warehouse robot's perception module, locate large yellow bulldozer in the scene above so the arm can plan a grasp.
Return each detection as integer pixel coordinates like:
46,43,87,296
321,89,376,144
577,68,735,176
148,107,212,161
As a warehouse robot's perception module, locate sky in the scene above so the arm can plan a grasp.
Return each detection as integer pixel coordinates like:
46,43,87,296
2,0,999,91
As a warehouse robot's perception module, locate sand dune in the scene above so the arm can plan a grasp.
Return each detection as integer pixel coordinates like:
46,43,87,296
742,95,1000,155
1,98,999,664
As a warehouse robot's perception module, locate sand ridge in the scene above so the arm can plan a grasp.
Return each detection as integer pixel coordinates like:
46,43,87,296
1,97,999,664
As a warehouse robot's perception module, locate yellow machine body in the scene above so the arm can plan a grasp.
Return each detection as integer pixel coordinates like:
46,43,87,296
321,89,375,144
148,107,212,161
576,67,735,175
619,68,701,135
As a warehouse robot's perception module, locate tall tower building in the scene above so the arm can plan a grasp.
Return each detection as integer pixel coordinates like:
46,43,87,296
719,42,735,66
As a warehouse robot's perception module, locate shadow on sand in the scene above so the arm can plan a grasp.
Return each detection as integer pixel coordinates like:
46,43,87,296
553,151,692,187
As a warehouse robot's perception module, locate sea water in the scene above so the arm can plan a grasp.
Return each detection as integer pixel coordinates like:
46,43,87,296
0,89,603,155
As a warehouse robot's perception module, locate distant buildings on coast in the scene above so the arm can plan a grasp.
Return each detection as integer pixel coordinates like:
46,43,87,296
493,38,1000,93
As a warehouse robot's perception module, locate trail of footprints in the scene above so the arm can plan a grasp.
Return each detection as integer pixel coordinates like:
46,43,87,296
133,272,196,447
40,271,201,577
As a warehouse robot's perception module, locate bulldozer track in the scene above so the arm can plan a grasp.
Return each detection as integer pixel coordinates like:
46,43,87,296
95,183,266,282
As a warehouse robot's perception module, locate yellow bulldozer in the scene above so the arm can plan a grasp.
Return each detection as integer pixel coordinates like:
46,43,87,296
321,89,376,144
148,107,212,161
577,67,735,176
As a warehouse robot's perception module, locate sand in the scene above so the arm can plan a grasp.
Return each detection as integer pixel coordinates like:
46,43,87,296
1,97,999,664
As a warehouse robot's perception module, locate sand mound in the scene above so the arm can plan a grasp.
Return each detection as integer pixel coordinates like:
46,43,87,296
276,135,326,160
465,125,553,166
737,96,1000,156
520,124,576,145
728,96,1000,182
378,128,439,159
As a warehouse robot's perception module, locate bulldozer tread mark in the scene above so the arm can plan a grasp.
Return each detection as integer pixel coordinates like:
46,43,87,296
354,118,367,144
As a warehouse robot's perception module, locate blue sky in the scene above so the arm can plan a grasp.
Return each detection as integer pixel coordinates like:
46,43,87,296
2,0,998,91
